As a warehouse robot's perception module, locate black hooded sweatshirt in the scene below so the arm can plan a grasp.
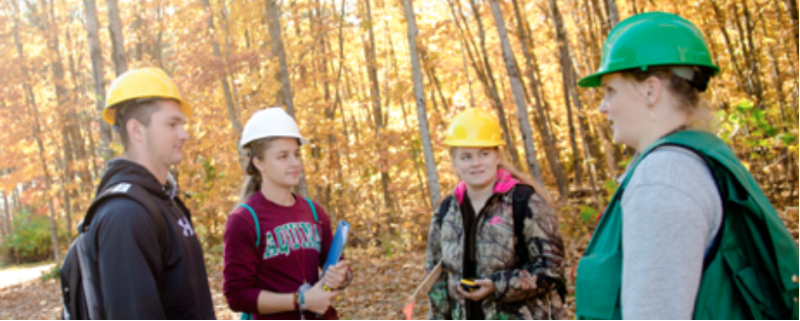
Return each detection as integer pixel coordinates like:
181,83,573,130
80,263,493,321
85,159,216,319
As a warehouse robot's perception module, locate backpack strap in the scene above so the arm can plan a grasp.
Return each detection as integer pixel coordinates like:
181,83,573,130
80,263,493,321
304,197,318,222
238,204,260,248
511,184,569,302
81,183,165,249
237,196,317,249
435,196,454,221
511,185,535,268
235,203,261,321
235,197,316,321
436,189,531,265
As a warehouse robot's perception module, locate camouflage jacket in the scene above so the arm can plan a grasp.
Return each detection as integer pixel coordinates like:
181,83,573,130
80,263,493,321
426,182,566,320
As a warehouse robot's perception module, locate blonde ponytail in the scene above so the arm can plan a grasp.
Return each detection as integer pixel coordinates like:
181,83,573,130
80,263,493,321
498,158,554,207
238,171,261,203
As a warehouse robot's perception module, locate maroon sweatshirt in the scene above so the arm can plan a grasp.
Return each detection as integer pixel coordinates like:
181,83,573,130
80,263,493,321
223,192,336,320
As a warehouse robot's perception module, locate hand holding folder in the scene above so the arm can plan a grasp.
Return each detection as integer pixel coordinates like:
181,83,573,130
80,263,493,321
323,221,350,275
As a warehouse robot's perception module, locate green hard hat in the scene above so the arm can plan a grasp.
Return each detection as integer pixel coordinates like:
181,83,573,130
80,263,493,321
578,12,719,88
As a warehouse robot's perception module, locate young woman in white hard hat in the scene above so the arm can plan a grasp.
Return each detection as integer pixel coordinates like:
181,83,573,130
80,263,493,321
425,108,566,320
223,107,352,320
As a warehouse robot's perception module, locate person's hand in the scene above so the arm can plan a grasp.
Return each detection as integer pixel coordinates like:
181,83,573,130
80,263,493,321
458,278,495,301
303,281,339,314
322,261,349,289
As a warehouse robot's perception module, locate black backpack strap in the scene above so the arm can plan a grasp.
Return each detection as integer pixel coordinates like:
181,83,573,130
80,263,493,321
81,183,165,248
173,195,192,225
435,196,454,223
511,185,535,268
512,184,569,302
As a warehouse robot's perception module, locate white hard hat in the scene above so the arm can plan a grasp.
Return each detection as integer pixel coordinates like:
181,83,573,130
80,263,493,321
239,107,309,149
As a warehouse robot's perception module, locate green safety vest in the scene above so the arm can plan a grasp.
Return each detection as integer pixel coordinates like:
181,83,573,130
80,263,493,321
575,130,799,320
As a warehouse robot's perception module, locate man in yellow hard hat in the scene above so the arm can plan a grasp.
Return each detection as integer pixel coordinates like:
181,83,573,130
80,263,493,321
60,68,216,319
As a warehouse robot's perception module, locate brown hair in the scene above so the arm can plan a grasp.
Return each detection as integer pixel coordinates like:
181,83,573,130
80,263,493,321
621,66,713,128
238,137,278,203
114,98,170,149
449,147,553,207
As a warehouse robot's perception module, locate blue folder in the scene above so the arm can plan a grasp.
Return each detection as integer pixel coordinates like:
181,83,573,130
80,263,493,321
323,220,350,275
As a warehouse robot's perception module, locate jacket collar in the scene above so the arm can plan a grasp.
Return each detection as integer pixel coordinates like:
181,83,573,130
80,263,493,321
454,168,519,204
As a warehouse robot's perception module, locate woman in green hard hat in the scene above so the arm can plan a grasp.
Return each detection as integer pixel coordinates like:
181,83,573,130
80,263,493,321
425,108,566,320
574,12,798,320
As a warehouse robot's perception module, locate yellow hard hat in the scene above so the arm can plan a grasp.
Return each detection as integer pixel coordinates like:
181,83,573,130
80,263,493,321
443,108,505,147
102,68,192,125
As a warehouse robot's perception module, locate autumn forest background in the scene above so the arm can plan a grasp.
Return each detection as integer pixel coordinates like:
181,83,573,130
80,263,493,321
0,0,798,318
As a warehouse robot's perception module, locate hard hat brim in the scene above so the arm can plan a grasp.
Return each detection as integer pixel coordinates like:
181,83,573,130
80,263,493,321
442,139,505,147
578,62,720,88
240,135,310,149
102,96,192,126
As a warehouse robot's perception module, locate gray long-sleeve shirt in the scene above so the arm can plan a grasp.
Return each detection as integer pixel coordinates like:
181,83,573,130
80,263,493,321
620,146,723,320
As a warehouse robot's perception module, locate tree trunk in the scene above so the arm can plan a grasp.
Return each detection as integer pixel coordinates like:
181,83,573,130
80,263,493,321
363,0,394,236
539,1,583,187
13,189,21,214
739,0,766,109
83,0,112,162
487,0,543,184
510,0,568,198
44,0,75,243
546,0,602,205
710,0,747,94
12,11,60,261
771,0,799,109
61,125,74,242
605,0,620,29
584,0,605,69
0,192,11,237
788,0,799,57
467,0,522,169
403,0,442,209
63,18,93,200
314,0,341,215
589,0,609,39
459,39,476,108
107,0,128,76
446,0,521,168
756,2,789,131
155,3,165,68
84,115,100,180
266,0,309,198
200,0,245,170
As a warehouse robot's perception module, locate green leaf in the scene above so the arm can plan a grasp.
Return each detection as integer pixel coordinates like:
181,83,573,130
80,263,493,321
578,205,600,223
778,133,797,145
736,98,754,111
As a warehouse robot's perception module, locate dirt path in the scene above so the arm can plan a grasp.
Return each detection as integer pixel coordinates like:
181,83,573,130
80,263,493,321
0,263,55,289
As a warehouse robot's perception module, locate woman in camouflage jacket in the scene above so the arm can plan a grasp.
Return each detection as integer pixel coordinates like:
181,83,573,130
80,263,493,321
426,108,566,320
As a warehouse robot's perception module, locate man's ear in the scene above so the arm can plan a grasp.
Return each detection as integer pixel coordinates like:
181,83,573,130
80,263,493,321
127,118,145,144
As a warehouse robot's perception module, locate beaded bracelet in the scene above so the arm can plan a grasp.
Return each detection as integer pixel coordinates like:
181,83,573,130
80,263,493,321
298,290,306,320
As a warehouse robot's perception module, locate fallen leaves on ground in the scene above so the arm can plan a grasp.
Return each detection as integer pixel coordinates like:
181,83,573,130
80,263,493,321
0,247,429,320
3,204,797,321
208,246,431,319
0,279,62,320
